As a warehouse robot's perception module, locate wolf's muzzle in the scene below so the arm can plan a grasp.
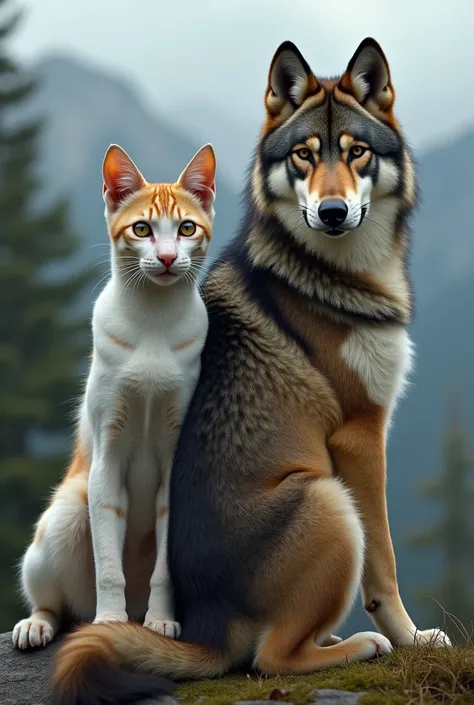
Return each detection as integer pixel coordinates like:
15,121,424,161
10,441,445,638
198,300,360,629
318,199,348,232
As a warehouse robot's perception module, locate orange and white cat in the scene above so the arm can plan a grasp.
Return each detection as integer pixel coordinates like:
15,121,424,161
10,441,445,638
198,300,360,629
12,142,216,649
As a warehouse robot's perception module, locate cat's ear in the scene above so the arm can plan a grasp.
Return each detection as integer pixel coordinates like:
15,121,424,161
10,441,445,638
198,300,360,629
177,144,216,214
102,144,146,211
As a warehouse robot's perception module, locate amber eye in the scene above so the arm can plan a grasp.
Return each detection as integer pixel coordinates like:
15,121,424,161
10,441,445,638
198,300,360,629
294,147,311,160
349,145,367,159
133,222,152,237
179,221,196,237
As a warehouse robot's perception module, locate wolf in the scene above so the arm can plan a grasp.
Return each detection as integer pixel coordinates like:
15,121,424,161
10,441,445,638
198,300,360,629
52,37,450,705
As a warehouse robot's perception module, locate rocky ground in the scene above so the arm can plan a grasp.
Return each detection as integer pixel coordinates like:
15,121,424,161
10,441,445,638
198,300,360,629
1,631,473,705
0,632,365,705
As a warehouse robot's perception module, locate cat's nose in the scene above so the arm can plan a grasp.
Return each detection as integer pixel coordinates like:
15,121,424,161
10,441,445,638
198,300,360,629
158,254,177,268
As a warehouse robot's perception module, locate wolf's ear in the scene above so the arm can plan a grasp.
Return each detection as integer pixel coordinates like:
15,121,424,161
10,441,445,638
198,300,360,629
339,38,395,117
102,145,147,211
178,144,216,214
265,41,319,120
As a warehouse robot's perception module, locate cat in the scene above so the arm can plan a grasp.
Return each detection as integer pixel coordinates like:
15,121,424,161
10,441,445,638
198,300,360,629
12,141,216,649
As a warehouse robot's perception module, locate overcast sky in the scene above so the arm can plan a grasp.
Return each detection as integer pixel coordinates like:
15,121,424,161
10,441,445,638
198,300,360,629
9,0,474,155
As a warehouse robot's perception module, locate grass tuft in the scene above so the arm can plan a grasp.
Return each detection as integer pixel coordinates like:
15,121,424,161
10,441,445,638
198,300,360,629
176,644,474,705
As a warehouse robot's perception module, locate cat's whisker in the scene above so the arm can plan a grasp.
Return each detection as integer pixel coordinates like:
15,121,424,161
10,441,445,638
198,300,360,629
121,267,142,294
126,268,147,296
91,271,112,295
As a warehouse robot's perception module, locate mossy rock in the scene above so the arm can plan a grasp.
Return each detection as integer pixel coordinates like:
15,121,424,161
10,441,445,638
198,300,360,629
176,646,474,705
1,632,473,705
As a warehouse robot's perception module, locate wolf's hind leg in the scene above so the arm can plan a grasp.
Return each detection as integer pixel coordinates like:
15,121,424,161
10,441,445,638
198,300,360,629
254,477,392,674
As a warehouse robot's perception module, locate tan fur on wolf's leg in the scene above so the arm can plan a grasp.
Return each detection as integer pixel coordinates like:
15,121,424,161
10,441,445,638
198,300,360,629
318,634,342,646
257,625,391,675
254,476,391,675
328,416,450,648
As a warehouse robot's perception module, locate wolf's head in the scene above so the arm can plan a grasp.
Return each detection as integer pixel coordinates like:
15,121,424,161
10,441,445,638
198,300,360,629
253,38,416,273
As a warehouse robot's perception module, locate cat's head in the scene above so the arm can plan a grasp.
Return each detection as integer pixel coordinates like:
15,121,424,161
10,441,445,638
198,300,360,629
102,143,216,287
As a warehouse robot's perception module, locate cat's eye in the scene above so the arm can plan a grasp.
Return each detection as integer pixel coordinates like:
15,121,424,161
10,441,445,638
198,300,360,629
133,222,152,237
349,145,367,159
179,221,196,237
293,147,311,160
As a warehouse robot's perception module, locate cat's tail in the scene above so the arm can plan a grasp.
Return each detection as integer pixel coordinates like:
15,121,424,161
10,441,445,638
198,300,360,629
51,621,229,705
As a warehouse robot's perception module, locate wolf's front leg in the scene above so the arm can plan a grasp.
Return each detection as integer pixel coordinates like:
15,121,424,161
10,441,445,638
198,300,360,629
329,415,450,648
89,445,128,624
143,483,180,639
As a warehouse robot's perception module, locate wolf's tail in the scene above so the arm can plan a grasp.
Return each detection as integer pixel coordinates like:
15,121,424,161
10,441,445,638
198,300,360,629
51,621,228,705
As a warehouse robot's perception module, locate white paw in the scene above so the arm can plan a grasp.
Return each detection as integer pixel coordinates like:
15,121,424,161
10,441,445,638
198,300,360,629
352,631,393,661
12,618,55,650
414,628,451,648
143,615,181,639
93,611,128,625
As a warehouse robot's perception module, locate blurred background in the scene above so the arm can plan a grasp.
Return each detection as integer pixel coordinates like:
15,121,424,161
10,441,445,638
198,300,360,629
0,0,473,638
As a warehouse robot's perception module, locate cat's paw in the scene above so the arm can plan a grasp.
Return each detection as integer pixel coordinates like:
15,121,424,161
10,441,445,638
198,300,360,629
93,611,128,625
414,628,451,648
143,615,181,639
12,617,55,650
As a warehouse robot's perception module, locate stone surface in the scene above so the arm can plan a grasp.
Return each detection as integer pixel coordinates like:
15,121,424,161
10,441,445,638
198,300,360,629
0,632,365,705
0,632,176,705
0,631,60,705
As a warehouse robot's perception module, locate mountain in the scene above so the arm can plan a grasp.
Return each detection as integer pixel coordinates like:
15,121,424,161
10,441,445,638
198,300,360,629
17,53,474,632
20,55,241,268
171,103,259,189
411,131,474,305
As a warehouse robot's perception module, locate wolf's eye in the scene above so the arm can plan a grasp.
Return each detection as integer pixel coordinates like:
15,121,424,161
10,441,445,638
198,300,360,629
179,221,196,237
133,222,152,237
349,145,367,159
294,148,311,160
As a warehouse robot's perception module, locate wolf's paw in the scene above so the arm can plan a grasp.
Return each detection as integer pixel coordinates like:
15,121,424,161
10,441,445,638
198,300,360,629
12,617,55,650
413,628,451,648
143,614,181,639
348,631,393,662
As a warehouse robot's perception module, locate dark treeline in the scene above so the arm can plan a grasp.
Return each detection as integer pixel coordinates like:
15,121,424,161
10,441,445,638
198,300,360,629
0,0,93,630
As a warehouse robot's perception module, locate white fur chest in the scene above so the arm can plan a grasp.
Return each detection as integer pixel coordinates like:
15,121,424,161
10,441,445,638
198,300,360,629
340,324,414,417
91,280,207,396
111,333,193,394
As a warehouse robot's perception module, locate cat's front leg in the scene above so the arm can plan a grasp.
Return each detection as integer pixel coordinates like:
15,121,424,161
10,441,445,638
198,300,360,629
144,484,180,639
89,444,128,625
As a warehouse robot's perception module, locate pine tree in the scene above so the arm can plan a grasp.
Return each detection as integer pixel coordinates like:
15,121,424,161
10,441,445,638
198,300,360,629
0,0,94,630
409,393,474,637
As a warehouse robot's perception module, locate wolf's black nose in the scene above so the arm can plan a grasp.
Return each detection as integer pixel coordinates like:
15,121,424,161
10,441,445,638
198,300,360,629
318,199,348,229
